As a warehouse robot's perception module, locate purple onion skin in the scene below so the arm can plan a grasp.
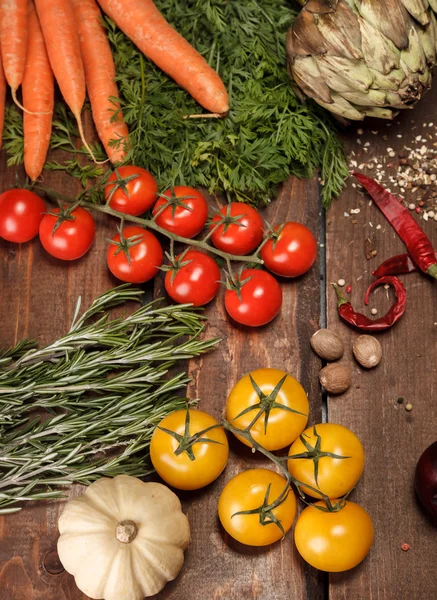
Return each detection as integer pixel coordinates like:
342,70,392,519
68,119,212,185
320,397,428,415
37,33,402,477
415,441,437,526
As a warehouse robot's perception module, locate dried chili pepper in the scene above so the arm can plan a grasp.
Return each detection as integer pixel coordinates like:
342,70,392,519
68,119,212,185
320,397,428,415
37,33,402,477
333,276,407,332
354,173,437,280
373,252,437,278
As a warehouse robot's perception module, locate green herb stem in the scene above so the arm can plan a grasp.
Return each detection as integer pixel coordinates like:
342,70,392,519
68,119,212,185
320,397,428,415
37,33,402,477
0,286,219,512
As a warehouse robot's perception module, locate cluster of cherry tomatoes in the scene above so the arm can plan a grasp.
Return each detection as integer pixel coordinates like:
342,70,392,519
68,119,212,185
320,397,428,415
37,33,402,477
0,165,317,327
150,368,374,572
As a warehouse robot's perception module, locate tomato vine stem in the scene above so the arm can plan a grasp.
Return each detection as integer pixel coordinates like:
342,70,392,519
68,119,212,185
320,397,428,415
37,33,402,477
34,185,264,266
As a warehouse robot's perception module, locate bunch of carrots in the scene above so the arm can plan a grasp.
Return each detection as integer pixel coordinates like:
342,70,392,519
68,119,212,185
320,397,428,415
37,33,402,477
0,0,229,181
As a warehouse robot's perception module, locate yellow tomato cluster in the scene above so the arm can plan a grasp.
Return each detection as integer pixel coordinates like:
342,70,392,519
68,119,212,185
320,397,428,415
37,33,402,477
150,368,374,573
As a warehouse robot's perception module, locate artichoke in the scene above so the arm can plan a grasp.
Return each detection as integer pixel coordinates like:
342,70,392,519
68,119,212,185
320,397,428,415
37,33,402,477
287,0,437,120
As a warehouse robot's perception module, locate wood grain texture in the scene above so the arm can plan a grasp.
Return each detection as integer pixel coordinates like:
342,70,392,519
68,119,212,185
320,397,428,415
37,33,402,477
157,177,324,600
327,95,437,600
0,160,324,598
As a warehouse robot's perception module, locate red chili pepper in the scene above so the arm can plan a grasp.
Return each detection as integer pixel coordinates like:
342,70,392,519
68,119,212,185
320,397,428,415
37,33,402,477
373,252,437,278
333,276,407,331
354,173,437,280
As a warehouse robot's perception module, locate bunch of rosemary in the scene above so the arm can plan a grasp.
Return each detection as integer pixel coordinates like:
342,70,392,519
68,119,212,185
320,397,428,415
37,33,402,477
0,285,218,513
2,0,348,207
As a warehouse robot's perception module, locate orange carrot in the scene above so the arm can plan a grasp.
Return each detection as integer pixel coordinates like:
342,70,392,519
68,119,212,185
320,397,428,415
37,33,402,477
71,0,129,164
0,52,6,149
34,0,99,162
96,0,229,115
0,0,29,109
22,1,54,180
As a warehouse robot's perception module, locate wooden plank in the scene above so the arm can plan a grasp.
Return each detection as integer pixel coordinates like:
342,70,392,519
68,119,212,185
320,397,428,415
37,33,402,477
0,166,324,598
327,95,437,600
0,156,118,600
158,177,325,600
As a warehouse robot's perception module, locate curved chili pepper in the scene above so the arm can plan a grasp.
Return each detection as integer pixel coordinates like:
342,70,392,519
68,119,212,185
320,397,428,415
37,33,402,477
373,252,437,278
333,276,407,331
354,173,437,280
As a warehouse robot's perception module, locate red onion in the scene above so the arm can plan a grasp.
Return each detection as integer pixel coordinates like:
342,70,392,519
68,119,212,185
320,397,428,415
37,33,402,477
415,441,437,526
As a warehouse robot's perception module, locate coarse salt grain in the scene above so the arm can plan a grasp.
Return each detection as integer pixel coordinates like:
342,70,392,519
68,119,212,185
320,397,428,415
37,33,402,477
428,211,435,218
350,208,361,214
376,224,381,230
338,279,346,287
371,308,378,315
408,203,415,210
423,212,429,221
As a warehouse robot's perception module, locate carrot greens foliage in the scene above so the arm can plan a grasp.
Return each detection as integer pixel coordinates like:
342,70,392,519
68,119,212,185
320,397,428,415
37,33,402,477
2,0,348,208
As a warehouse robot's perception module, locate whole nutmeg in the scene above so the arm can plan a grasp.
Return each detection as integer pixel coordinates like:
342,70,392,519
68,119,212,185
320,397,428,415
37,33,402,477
310,329,344,361
319,363,351,395
353,335,382,369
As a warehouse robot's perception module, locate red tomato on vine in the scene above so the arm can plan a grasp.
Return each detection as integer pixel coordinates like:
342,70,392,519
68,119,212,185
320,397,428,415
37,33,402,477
107,225,163,283
104,166,158,216
39,205,95,260
164,250,221,306
152,186,208,239
224,269,282,327
261,222,317,278
0,189,46,243
209,203,264,255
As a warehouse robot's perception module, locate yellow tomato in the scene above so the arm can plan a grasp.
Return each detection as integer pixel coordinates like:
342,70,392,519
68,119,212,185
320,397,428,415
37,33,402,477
294,500,374,572
150,409,229,490
218,468,296,546
287,423,365,499
226,368,309,451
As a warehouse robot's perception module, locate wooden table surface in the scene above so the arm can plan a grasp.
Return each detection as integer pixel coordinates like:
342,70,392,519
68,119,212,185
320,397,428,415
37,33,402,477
1,92,436,599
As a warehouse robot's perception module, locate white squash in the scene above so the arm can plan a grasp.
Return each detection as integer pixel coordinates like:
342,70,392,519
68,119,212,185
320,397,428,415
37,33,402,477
57,475,190,600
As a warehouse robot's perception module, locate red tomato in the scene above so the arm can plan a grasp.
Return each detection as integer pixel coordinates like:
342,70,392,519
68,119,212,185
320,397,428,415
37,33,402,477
39,206,95,260
107,225,163,283
260,222,317,278
210,202,264,255
224,269,282,327
152,186,208,239
0,189,46,243
164,250,221,306
104,166,158,216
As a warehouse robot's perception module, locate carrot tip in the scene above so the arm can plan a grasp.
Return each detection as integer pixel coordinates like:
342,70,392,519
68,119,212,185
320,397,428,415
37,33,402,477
12,88,52,116
183,112,226,120
75,112,108,165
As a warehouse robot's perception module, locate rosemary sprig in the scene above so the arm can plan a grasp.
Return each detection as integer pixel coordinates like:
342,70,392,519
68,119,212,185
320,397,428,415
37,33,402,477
0,285,219,512
2,0,348,207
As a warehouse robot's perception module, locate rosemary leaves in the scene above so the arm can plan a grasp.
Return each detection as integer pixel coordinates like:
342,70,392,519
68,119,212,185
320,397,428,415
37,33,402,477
0,285,219,513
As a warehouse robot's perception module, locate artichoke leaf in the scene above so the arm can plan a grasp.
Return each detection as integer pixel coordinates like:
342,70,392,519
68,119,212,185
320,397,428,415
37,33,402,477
400,0,430,25
292,56,334,104
363,107,397,119
418,68,432,86
304,0,340,13
401,25,427,73
316,93,365,119
288,10,327,58
416,21,437,64
430,10,437,51
429,0,437,12
316,0,363,60
341,89,388,106
369,68,406,90
359,17,401,74
384,91,409,107
355,0,410,50
316,55,373,93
